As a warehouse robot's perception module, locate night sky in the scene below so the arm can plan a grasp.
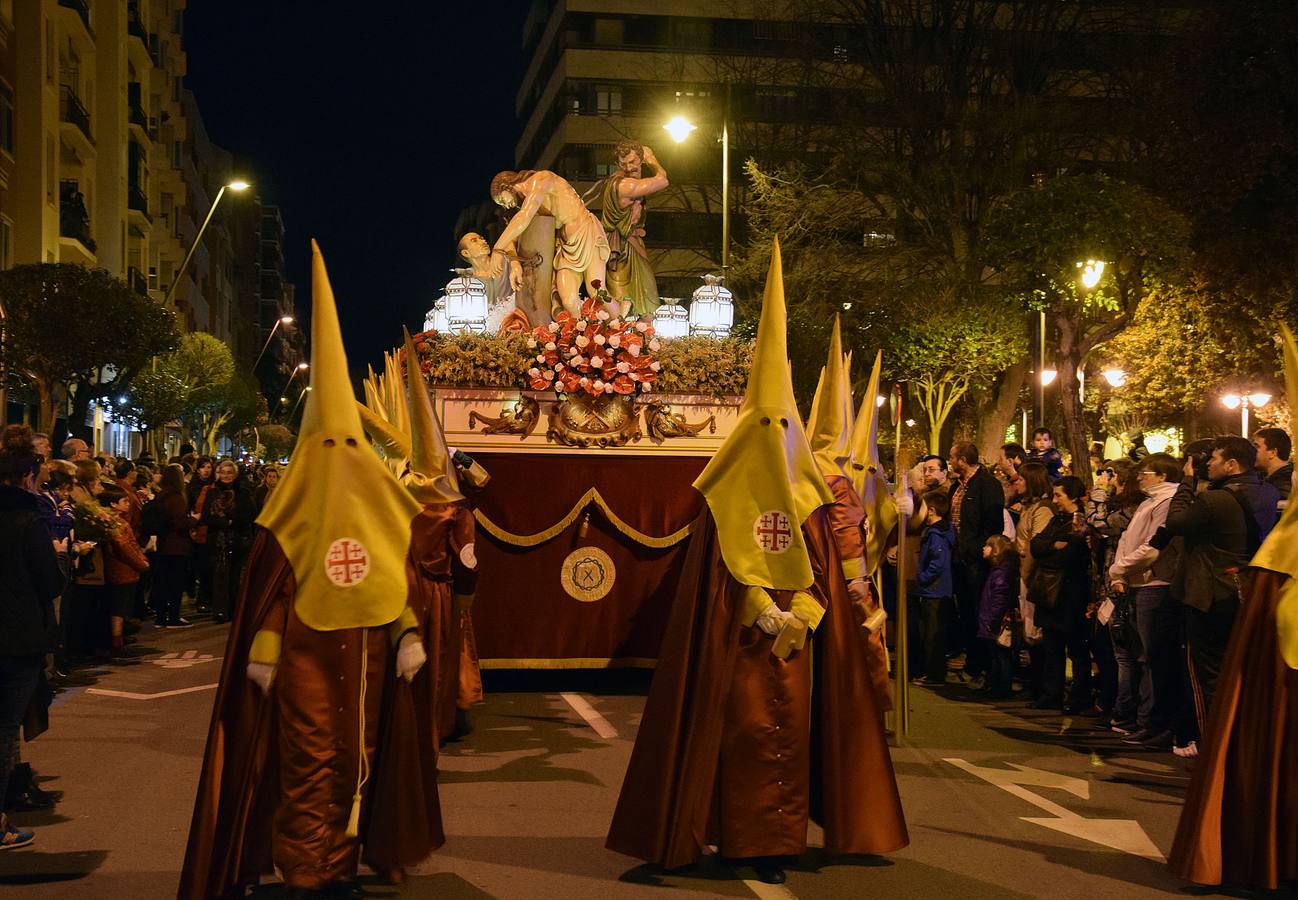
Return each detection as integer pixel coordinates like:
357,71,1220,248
184,1,531,376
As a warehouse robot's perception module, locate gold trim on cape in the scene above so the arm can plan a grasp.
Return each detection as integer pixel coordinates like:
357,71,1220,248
472,487,694,549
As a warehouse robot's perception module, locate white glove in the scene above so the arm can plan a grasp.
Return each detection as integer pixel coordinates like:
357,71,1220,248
894,489,915,517
755,602,792,636
459,542,477,570
847,578,872,605
395,633,427,683
246,661,276,694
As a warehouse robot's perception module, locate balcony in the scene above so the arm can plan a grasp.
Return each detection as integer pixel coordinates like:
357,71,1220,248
58,0,92,37
127,266,149,297
128,88,149,138
59,181,97,261
128,184,150,221
59,85,93,145
127,3,147,44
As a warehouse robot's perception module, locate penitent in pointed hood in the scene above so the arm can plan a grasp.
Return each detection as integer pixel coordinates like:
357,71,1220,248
1252,324,1298,668
257,241,421,631
402,328,464,505
693,239,833,591
850,348,897,575
807,315,853,479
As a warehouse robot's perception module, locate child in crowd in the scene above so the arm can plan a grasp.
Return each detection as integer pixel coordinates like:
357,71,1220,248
1028,427,1064,481
100,485,150,658
977,534,1020,697
913,490,955,686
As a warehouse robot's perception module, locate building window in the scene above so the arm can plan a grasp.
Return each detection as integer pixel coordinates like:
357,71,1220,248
0,217,12,270
596,88,621,115
0,82,12,155
592,17,623,45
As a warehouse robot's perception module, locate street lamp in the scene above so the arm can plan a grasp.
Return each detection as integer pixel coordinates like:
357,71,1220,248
1103,368,1127,387
253,314,295,370
664,83,731,271
163,179,251,308
1077,259,1106,291
1040,368,1058,386
1221,391,1272,436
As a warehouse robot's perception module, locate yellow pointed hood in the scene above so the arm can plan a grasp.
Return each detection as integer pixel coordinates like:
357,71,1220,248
360,362,408,476
1252,325,1298,668
803,367,825,440
693,239,833,591
257,241,421,631
807,315,853,478
402,328,464,505
849,349,897,575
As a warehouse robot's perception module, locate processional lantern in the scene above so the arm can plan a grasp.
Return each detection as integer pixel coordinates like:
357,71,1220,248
653,299,689,339
688,273,733,338
444,274,489,335
424,293,449,333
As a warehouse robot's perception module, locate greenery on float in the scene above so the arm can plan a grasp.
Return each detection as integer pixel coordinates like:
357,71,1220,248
410,330,753,397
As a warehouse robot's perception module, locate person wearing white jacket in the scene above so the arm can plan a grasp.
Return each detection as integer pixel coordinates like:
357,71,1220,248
1108,453,1187,750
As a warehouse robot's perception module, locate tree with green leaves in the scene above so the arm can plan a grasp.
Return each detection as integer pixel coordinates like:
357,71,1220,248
115,366,190,461
0,263,178,434
257,423,296,460
888,300,1027,453
982,174,1190,483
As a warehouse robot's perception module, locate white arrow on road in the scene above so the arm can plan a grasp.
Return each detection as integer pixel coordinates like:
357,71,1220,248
86,683,218,701
944,757,1165,861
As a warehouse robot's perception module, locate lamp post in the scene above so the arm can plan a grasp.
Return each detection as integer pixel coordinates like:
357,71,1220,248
253,315,295,371
163,180,250,308
288,385,312,421
664,81,731,272
272,361,309,415
1221,391,1272,437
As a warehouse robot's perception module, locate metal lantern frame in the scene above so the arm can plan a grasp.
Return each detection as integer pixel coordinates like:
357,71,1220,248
653,299,690,339
444,275,489,335
688,274,734,338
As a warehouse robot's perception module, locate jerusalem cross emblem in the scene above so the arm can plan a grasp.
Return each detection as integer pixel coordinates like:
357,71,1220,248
324,537,370,587
753,511,793,554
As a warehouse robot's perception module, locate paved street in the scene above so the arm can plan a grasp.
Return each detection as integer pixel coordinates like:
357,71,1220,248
0,620,1210,899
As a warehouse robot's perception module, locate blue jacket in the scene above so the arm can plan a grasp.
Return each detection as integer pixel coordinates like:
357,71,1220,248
977,561,1019,639
917,520,956,599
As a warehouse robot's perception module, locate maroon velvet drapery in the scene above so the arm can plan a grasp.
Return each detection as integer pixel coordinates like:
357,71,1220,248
469,452,707,665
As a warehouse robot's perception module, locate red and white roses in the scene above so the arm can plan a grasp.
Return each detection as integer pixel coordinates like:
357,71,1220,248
526,287,660,396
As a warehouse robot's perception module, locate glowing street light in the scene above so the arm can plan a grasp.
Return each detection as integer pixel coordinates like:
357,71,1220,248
876,394,887,408
663,115,697,143
1077,259,1106,290
1040,368,1058,386
1103,367,1127,388
164,179,252,307
254,314,296,370
1222,390,1272,436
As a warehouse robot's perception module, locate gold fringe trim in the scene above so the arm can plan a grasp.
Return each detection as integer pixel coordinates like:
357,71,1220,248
473,487,694,549
481,657,657,670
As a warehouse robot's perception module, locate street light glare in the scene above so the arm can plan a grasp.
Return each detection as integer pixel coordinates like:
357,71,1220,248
663,115,697,143
1102,367,1127,387
227,180,250,191
1040,369,1058,386
1248,392,1272,408
280,315,294,325
875,394,886,408
297,362,309,371
1221,393,1242,410
1077,259,1105,290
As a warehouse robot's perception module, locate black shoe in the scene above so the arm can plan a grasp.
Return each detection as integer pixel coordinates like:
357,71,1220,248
1121,728,1156,744
752,859,786,885
1139,729,1174,750
448,707,473,741
165,618,195,629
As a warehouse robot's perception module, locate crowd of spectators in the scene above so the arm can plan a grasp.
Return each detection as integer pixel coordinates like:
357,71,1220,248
907,425,1289,760
0,427,280,848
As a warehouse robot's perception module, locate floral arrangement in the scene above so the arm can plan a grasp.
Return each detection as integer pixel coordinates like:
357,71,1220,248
404,329,533,389
525,287,661,397
73,498,123,543
654,335,755,397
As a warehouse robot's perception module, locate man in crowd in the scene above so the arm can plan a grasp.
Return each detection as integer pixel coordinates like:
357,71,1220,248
1252,426,1292,503
997,442,1028,510
918,454,951,494
60,438,89,462
946,442,1005,663
1153,435,1279,721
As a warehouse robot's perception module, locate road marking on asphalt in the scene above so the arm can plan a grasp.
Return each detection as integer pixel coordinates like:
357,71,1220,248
151,650,221,669
86,683,219,701
742,879,798,900
558,692,618,739
945,758,1165,861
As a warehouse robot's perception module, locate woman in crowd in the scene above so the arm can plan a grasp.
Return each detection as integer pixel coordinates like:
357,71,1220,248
252,464,279,511
0,426,65,850
200,460,256,624
187,456,216,614
1029,476,1093,712
1087,460,1143,727
147,465,196,629
1014,462,1054,700
71,459,102,505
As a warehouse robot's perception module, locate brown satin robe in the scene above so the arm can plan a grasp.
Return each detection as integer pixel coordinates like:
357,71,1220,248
607,507,908,869
179,531,443,900
1169,568,1298,890
825,474,894,713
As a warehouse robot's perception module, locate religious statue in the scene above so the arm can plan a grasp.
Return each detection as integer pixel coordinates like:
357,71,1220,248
642,400,715,443
599,141,669,318
455,232,530,331
489,170,610,318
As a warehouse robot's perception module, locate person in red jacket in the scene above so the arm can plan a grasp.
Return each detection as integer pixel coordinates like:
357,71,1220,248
99,485,149,658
